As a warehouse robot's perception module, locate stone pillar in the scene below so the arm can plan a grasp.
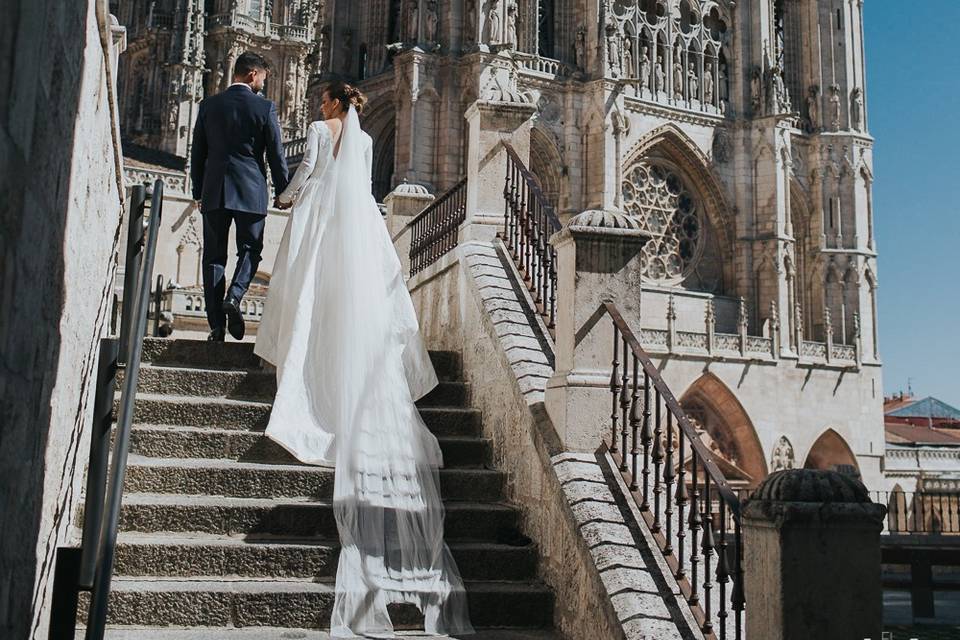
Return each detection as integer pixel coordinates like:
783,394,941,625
384,181,434,277
461,98,535,242
545,209,650,451
743,469,886,640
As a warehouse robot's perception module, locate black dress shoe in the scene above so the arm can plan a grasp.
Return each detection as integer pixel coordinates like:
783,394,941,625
207,327,225,342
222,297,246,340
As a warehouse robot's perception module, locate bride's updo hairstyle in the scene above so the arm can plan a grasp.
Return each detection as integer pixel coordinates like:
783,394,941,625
325,80,367,114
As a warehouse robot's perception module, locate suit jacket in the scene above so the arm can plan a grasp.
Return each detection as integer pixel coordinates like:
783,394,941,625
190,84,290,215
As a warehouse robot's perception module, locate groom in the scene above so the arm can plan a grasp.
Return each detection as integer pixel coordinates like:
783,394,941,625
190,51,290,342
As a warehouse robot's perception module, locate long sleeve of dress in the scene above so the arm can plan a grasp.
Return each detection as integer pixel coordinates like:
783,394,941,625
278,122,324,204
364,136,373,190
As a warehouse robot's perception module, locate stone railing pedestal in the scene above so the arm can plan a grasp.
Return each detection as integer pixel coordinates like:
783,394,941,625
385,182,434,276
743,469,887,640
545,209,650,451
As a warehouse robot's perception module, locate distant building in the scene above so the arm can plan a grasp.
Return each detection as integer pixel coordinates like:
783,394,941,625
883,394,960,497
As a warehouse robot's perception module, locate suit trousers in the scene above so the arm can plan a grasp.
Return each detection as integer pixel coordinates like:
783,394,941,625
202,208,266,330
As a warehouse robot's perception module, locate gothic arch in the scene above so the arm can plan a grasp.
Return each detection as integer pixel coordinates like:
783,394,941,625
529,126,564,213
887,484,909,533
622,123,735,294
803,428,859,476
361,99,397,202
680,372,768,487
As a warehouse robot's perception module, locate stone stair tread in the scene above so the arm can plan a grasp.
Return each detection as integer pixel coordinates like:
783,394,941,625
121,493,514,510
128,425,488,444
124,392,271,409
106,577,553,595
125,453,496,473
93,627,562,639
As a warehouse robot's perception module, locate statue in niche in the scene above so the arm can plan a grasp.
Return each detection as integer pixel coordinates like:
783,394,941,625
639,47,650,90
505,1,517,49
712,128,731,164
767,64,790,113
850,87,863,130
622,35,633,78
464,0,477,44
166,75,181,132
771,436,796,472
487,1,501,45
688,62,698,101
406,0,419,42
703,60,714,105
655,54,665,92
211,60,225,93
806,85,820,132
574,27,586,70
829,84,842,130
750,67,762,113
673,52,684,99
606,24,621,78
426,0,439,43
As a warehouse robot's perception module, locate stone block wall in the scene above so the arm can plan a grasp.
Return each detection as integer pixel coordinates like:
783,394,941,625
0,1,126,637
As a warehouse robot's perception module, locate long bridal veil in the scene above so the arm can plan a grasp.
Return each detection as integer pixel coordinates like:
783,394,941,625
256,105,474,637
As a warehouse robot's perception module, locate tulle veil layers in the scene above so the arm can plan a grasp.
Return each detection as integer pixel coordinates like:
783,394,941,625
254,106,474,637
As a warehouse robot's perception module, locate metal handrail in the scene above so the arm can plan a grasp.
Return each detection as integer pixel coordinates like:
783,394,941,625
501,141,562,329
83,180,165,640
586,300,746,638
407,177,468,276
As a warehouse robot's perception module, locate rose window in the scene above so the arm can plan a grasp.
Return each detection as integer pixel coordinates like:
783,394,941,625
621,160,705,284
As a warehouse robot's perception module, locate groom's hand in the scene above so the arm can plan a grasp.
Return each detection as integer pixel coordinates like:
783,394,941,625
274,197,292,210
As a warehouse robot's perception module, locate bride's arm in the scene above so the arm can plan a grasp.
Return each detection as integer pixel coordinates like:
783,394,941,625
277,122,322,205
364,136,373,189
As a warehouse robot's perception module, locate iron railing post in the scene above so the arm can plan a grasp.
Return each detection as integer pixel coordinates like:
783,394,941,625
118,185,146,364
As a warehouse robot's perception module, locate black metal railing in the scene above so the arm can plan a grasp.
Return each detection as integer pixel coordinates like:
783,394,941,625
408,177,467,276
79,180,165,640
875,491,960,535
591,301,745,638
501,142,561,330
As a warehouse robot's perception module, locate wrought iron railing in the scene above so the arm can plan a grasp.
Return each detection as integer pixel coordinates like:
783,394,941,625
875,491,960,535
80,180,165,640
408,178,468,276
593,301,745,638
501,142,561,330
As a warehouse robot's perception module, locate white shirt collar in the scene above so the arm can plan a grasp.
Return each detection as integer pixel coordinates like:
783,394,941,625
228,82,253,91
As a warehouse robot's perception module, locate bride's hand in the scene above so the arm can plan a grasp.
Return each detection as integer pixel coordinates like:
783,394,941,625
274,196,293,210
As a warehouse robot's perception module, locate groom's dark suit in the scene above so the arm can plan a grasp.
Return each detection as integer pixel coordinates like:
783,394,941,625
190,83,289,331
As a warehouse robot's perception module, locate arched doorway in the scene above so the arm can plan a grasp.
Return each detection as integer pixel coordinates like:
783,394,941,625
803,428,859,477
680,373,768,489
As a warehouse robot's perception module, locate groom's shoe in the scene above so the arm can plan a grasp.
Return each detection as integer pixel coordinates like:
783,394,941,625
207,327,225,342
222,296,246,340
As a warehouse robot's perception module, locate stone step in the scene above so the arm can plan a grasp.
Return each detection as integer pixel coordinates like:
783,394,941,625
121,365,465,402
113,533,539,582
123,455,504,502
91,627,562,639
120,395,483,436
82,578,553,630
126,426,492,469
141,338,462,380
116,494,520,540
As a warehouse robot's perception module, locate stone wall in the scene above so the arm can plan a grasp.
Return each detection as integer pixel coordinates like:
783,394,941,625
0,1,126,637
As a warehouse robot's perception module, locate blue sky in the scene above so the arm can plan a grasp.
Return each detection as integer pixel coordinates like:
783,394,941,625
864,3,960,407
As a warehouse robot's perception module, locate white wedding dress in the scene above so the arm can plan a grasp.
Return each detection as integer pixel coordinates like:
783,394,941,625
254,106,474,638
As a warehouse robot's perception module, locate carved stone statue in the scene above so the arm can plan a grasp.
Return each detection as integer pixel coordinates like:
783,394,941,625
750,67,762,113
211,60,225,93
771,436,796,472
622,35,633,79
719,62,728,101
688,62,698,101
505,1,517,49
406,0,419,42
639,47,650,90
606,24,621,78
829,84,842,130
850,87,863,130
426,0,439,43
487,1,501,45
655,54,665,92
574,27,586,70
673,56,684,99
806,85,820,132
464,0,477,44
703,61,714,105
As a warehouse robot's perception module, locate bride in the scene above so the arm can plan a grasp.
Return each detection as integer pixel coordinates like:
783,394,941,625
254,81,474,638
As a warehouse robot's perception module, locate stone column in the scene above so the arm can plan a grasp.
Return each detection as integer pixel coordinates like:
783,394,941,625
461,98,535,242
384,181,434,277
743,469,886,640
545,209,650,451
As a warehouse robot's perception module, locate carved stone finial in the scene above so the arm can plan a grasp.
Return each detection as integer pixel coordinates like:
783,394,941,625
749,469,870,504
566,208,642,232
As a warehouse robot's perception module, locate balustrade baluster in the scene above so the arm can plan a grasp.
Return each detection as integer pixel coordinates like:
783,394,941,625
652,389,664,533
688,456,701,606
629,356,641,491
619,336,630,472
663,410,675,555
733,517,745,640
676,428,687,581
610,325,621,454
717,498,729,639
702,477,715,634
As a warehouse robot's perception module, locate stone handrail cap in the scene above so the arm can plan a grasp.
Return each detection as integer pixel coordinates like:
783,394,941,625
566,208,642,231
750,468,870,503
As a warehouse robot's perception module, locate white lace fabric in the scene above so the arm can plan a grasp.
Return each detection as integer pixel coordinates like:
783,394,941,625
254,106,474,638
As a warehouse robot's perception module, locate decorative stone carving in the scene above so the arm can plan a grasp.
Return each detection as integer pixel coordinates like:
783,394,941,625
712,128,731,164
806,85,820,132
767,64,790,113
487,0,502,45
750,67,762,113
639,47,650,89
464,0,477,44
687,62,698,101
850,87,863,131
703,61,714,105
621,35,633,78
605,23,621,78
406,0,419,42
567,208,643,232
574,26,586,70
672,54,683,99
829,84,842,131
480,61,530,103
654,54,665,92
426,0,439,43
505,1,517,49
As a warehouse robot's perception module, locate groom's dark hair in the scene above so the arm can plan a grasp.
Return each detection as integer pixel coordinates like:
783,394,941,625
234,52,269,78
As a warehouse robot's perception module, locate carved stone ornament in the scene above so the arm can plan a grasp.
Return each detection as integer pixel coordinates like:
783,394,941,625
771,436,796,473
712,128,731,164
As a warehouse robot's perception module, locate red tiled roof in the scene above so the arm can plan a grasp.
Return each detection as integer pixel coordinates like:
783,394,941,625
885,421,960,446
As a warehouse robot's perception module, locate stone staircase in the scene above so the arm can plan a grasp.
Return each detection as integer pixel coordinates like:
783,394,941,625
90,337,559,638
